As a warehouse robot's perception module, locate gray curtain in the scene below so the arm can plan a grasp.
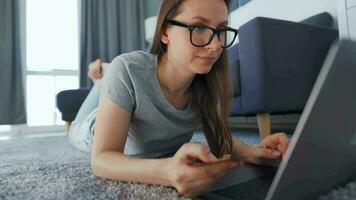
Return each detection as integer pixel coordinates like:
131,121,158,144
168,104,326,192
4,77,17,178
239,0,251,6
230,0,251,11
80,0,147,87
0,0,26,125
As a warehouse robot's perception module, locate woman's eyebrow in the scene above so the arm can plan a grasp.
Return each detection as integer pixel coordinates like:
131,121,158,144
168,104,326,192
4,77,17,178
191,16,228,26
191,16,209,23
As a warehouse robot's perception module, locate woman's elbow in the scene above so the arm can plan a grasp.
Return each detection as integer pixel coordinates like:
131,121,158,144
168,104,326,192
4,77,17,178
90,153,102,177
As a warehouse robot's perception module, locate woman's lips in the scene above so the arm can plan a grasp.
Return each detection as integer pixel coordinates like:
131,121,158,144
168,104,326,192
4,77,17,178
197,56,217,63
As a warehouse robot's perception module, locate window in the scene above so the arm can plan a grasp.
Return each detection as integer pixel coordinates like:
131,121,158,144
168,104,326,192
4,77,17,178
26,0,79,126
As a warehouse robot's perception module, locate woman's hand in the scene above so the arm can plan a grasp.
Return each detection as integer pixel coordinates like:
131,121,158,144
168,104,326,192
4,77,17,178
166,143,239,197
242,132,290,166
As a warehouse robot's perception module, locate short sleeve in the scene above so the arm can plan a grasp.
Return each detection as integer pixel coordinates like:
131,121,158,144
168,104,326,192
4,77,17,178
101,56,136,112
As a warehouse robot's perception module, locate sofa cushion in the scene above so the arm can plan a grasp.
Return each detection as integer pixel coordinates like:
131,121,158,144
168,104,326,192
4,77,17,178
227,43,241,96
230,96,243,116
237,16,338,114
56,88,91,121
300,12,333,28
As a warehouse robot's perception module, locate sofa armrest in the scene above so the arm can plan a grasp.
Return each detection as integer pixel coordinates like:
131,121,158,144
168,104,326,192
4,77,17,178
227,44,241,96
56,87,91,122
238,17,338,114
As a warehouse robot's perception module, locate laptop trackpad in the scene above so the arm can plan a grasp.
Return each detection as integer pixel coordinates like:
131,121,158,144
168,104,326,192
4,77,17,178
208,163,277,191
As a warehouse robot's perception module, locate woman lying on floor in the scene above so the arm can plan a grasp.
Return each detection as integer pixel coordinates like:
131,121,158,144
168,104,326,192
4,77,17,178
68,0,290,197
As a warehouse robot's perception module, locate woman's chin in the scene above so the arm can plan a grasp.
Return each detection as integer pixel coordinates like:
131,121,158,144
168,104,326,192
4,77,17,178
195,65,213,74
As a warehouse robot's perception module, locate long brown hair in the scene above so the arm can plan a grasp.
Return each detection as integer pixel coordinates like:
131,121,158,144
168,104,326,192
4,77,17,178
150,0,233,157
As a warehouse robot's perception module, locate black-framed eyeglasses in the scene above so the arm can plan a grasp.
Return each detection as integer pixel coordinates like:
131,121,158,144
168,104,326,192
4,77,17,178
165,20,238,48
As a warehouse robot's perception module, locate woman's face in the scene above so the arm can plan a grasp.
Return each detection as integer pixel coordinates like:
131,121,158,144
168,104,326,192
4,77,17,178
161,0,228,75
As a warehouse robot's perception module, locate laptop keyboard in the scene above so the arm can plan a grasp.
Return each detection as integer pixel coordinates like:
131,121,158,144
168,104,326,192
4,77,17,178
196,172,276,200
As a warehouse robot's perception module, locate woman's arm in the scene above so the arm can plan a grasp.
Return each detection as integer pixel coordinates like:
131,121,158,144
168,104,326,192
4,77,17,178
92,151,172,186
231,137,254,161
91,94,239,196
91,94,171,186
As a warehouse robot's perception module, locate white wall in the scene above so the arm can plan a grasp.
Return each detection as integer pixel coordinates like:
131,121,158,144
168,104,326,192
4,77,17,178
145,0,339,43
230,0,338,30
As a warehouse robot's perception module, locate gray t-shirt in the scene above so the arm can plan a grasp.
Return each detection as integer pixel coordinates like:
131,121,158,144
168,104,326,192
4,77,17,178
101,51,199,158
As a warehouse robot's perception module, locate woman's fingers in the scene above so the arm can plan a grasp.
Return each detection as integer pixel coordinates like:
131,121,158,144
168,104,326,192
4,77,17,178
179,143,217,164
257,132,290,155
195,160,239,178
172,144,240,197
220,154,231,160
179,143,237,165
277,133,290,155
207,153,218,162
251,147,281,159
243,148,281,166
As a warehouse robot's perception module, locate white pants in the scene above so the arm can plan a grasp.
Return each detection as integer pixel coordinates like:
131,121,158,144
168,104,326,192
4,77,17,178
68,108,97,152
68,81,101,152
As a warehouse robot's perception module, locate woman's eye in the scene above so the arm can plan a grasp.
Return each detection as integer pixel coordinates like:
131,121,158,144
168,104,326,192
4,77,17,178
192,26,206,32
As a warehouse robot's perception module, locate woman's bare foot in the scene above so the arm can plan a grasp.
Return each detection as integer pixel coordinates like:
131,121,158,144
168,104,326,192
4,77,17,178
87,59,110,81
87,59,103,81
101,62,110,75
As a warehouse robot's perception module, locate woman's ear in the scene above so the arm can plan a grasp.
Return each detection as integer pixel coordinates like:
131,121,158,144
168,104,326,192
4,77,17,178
160,27,169,44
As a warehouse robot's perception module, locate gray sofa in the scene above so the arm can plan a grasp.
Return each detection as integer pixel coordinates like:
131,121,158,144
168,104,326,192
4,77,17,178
227,12,338,138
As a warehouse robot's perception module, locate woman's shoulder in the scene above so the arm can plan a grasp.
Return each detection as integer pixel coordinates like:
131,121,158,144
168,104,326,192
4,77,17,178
111,50,157,71
106,50,157,85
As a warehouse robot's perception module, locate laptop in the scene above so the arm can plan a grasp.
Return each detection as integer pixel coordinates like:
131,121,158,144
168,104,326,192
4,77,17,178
198,39,356,200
